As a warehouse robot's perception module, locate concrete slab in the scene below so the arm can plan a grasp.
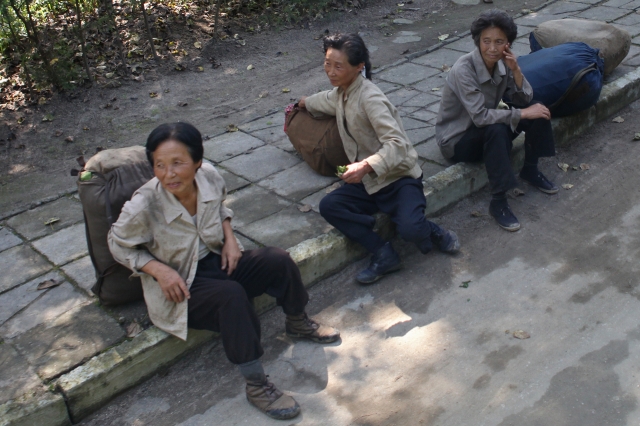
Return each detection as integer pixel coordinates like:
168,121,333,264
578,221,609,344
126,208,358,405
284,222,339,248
544,0,590,14
0,281,90,339
415,139,451,166
511,40,532,57
12,303,124,380
248,126,287,145
216,167,250,193
406,126,436,145
616,11,640,25
268,133,298,153
31,223,88,266
259,162,339,201
238,206,333,249
575,6,629,21
238,112,284,132
376,63,440,86
571,0,601,4
5,197,83,241
224,185,291,228
604,0,634,7
412,74,447,95
202,132,265,163
219,145,301,182
614,22,640,36
392,18,414,25
412,48,465,69
235,234,259,251
623,51,640,66
0,226,21,252
515,11,573,26
396,106,421,117
392,35,422,44
402,91,442,108
621,0,640,9
0,245,51,293
409,108,438,123
0,343,42,405
402,117,431,131
61,256,96,297
451,0,479,4
427,102,441,113
375,81,402,94
446,37,476,53
420,159,447,178
300,186,340,214
605,64,637,82
0,271,61,325
385,87,421,106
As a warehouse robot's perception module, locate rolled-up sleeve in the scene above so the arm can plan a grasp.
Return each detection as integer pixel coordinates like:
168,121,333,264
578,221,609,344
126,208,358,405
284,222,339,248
448,64,522,132
108,206,155,277
504,74,533,107
362,91,415,178
305,89,338,118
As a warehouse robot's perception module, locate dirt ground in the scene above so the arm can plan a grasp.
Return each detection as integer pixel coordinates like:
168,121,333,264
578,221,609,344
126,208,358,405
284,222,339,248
0,0,547,214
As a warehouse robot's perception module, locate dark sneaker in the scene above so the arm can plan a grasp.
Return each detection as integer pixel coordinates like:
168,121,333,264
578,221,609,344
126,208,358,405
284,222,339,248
286,313,340,343
520,169,559,194
246,377,301,420
431,228,461,254
489,199,521,232
356,242,401,284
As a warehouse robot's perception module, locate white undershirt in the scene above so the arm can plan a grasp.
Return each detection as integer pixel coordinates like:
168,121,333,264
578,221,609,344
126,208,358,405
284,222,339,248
191,214,211,260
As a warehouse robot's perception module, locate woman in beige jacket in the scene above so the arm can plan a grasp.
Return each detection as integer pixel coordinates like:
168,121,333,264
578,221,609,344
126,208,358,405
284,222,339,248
300,33,460,284
108,122,339,420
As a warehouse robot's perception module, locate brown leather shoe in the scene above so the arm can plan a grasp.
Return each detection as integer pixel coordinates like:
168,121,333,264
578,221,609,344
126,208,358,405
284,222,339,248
246,377,300,420
286,313,340,343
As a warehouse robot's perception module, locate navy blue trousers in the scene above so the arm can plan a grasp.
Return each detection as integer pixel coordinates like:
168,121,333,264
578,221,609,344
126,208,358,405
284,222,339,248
319,176,437,254
451,116,556,195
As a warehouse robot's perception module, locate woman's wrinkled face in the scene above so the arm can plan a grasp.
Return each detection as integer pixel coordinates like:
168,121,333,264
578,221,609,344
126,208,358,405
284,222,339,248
324,47,364,91
479,26,509,71
152,139,201,199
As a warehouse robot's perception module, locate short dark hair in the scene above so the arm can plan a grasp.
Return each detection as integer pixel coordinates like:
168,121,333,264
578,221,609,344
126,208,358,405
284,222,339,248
145,122,203,166
323,33,372,80
470,9,518,47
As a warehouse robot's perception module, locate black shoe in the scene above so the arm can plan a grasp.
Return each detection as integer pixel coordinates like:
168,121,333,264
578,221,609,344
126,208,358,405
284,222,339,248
430,226,461,254
520,168,559,194
356,242,401,284
489,199,520,232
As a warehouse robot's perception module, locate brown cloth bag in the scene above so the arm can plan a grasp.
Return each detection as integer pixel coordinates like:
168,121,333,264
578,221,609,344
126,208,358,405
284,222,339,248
78,146,154,305
532,19,630,76
284,104,350,177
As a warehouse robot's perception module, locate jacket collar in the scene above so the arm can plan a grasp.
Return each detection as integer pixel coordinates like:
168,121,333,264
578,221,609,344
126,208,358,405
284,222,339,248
340,74,365,101
472,48,506,85
157,166,213,225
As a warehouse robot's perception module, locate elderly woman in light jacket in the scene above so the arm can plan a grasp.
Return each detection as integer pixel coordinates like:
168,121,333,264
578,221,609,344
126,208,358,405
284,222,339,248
299,33,460,285
108,122,339,420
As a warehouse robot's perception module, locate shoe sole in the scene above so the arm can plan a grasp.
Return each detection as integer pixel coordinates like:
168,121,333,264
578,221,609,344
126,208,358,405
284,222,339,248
442,230,461,254
247,398,301,420
497,222,521,232
285,331,340,343
521,177,559,195
356,264,402,285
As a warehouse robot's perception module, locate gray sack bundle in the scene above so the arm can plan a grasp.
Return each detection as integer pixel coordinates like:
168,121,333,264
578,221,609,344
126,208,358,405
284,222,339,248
78,146,154,305
531,19,630,76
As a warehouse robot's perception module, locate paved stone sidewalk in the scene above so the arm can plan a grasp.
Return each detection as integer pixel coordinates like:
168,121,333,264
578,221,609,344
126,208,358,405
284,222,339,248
3,0,640,424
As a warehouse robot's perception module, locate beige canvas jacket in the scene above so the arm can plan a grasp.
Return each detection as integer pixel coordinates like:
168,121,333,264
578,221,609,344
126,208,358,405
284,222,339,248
108,163,239,341
305,74,422,194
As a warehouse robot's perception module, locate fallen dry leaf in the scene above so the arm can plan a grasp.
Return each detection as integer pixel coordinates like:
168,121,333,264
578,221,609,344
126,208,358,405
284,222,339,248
194,41,202,49
149,92,158,98
65,136,74,143
470,210,485,217
37,278,61,290
227,124,238,132
562,183,574,190
557,162,569,172
259,91,269,98
247,64,254,70
612,116,625,123
441,64,451,72
197,66,204,72
579,163,590,171
513,330,530,339
126,321,143,338
438,34,449,41
54,130,63,137
282,88,291,93
44,217,60,226
634,132,640,141
509,188,525,198
298,204,312,213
